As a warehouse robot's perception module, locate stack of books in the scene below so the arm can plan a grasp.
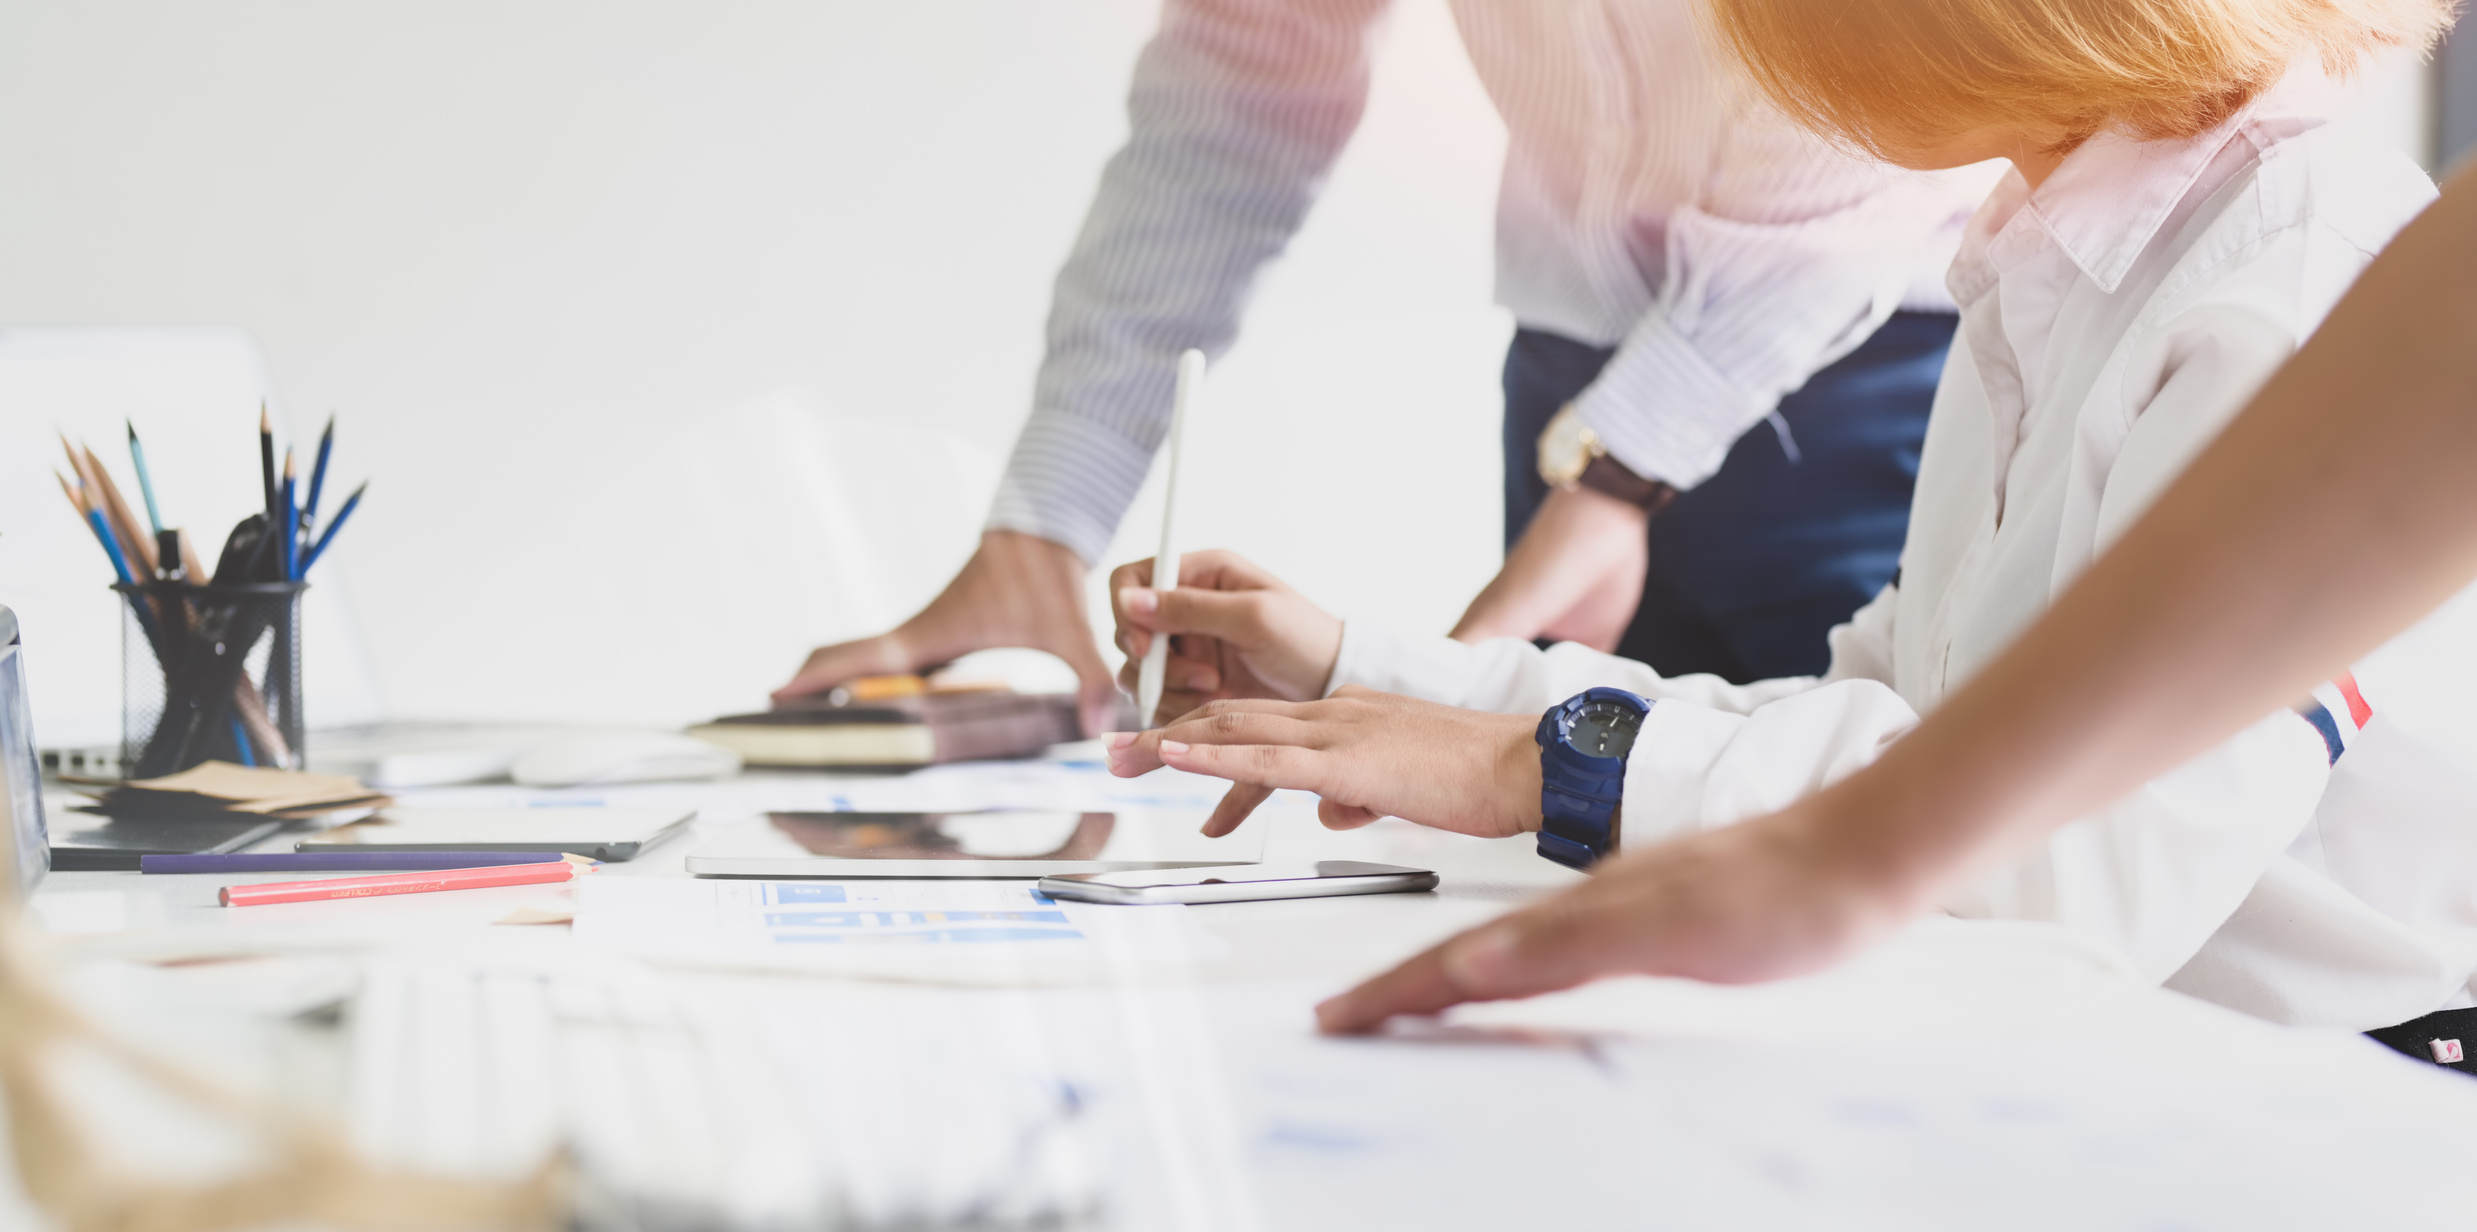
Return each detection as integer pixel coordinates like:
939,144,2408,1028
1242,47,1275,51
688,675,1082,770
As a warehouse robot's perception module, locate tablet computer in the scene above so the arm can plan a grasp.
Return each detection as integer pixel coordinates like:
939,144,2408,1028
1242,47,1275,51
296,806,695,862
683,810,1261,878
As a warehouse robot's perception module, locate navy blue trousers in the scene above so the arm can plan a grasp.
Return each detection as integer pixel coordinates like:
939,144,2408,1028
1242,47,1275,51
1501,312,1954,683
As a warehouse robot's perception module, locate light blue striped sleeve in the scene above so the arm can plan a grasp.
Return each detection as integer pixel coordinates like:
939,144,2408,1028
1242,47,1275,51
985,0,1391,564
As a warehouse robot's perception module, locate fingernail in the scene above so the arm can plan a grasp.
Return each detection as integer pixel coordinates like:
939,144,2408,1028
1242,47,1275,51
1100,731,1137,750
1442,927,1515,991
1159,740,1190,756
1121,588,1158,617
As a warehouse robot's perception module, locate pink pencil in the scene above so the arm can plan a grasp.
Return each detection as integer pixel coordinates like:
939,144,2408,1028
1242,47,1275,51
218,855,596,907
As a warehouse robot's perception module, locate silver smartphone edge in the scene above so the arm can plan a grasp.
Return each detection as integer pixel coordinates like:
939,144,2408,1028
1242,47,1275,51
1037,869,1438,905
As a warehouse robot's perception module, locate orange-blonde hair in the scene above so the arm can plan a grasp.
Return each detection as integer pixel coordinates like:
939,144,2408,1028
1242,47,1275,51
1705,0,2456,157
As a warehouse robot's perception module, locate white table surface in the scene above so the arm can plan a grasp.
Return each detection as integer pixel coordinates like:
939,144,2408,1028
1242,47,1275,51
25,764,2477,1230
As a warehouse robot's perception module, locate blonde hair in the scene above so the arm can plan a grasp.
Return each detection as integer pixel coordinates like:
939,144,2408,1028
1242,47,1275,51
1706,0,2457,157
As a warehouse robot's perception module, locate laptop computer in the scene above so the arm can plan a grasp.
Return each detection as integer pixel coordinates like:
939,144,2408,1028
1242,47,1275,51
1,606,51,896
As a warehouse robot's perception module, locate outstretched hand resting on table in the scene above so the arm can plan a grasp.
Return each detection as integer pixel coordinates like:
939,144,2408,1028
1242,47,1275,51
1104,686,1541,838
1312,780,1923,1034
773,531,1122,738
1108,549,1344,726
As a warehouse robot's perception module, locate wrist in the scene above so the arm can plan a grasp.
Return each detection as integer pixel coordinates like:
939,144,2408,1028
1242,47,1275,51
1499,721,1545,833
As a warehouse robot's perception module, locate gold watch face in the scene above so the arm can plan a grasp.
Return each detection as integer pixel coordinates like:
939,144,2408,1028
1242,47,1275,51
1536,406,1596,488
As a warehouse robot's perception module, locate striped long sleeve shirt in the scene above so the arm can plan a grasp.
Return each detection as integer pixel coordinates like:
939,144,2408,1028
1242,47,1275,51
988,0,1989,564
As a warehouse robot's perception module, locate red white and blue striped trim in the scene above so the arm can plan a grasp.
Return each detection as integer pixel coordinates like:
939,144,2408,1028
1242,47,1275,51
2295,671,2373,764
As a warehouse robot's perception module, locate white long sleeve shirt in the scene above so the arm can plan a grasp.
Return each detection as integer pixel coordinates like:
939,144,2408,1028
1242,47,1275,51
1328,71,2477,1029
988,0,1987,564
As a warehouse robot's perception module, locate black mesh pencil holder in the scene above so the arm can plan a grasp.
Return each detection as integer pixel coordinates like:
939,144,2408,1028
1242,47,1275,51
115,581,306,778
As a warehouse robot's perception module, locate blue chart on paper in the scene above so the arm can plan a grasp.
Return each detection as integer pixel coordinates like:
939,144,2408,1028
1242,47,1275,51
774,929,1082,945
765,911,1071,928
754,884,1085,946
766,885,850,904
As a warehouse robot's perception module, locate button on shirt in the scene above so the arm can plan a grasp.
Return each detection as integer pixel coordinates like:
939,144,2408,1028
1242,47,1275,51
1323,71,2477,1028
987,0,1987,564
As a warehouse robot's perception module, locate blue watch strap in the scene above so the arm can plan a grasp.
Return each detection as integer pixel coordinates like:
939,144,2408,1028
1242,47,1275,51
1535,688,1649,870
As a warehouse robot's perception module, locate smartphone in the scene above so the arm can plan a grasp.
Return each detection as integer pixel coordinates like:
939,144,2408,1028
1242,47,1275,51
1037,860,1437,905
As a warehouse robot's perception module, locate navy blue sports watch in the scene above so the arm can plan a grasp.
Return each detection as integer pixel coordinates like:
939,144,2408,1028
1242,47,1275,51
1535,687,1652,870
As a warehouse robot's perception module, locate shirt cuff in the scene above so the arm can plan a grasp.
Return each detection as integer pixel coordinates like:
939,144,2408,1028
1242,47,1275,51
1325,621,1481,700
1616,700,1747,849
985,409,1160,566
1569,322,1769,492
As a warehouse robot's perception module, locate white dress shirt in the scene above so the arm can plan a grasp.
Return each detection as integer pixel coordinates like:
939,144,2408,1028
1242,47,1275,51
1325,71,2477,1029
987,0,1987,564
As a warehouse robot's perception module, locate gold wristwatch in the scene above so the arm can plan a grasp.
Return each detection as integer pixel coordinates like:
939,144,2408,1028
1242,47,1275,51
1536,404,1677,513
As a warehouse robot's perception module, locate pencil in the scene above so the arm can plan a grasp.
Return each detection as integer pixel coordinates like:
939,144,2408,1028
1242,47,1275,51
127,420,166,536
83,443,161,578
176,529,207,584
259,404,277,531
146,851,565,874
278,450,299,580
64,435,158,578
301,481,365,573
218,856,596,907
304,414,335,535
1136,349,1207,728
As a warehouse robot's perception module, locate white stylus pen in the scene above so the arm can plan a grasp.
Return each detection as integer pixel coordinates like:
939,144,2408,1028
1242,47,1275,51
1136,349,1206,728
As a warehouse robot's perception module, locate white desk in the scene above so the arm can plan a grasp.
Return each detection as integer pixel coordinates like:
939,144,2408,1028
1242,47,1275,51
26,763,2477,1230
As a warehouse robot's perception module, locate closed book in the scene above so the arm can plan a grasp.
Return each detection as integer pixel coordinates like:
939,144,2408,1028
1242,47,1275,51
686,691,1080,769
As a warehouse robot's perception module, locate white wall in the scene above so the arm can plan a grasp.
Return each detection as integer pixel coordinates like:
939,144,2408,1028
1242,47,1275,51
0,2,2435,739
0,0,1508,736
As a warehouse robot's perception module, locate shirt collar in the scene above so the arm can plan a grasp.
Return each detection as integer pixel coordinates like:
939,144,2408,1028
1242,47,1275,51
1988,64,2338,295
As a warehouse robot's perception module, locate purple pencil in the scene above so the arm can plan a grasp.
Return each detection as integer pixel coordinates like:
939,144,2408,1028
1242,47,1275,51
140,851,566,874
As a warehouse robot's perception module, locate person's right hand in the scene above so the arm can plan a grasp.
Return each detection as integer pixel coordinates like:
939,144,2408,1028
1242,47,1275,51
1108,549,1343,725
1312,778,1930,1033
774,530,1121,737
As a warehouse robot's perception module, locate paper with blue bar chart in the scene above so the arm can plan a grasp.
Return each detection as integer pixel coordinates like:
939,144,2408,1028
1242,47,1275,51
574,877,1219,981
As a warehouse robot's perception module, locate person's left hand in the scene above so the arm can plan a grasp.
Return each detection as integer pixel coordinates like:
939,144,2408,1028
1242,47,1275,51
1103,686,1541,838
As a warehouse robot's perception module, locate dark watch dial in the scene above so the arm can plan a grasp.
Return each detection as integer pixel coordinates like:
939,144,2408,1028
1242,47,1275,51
1567,700,1643,759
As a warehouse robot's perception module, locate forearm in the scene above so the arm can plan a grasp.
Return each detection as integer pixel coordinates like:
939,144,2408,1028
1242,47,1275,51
1577,174,1975,487
1820,169,2477,910
995,0,1385,560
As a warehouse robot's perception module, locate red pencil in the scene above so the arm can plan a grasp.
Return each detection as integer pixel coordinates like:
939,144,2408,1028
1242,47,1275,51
218,856,596,907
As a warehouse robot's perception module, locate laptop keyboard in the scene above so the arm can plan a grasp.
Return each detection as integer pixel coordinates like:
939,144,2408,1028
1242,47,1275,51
347,956,1103,1230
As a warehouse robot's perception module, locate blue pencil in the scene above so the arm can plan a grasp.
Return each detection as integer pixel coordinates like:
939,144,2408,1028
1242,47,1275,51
304,414,335,535
86,504,162,630
278,451,298,580
229,714,256,766
126,421,166,536
301,481,365,573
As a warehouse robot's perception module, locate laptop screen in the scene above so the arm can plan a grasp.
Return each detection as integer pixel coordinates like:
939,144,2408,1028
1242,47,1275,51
0,607,50,896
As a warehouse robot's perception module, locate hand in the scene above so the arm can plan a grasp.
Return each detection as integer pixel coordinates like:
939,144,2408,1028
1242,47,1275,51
1451,485,1650,650
1108,549,1343,725
774,531,1120,736
1103,686,1540,838
1312,781,1928,1034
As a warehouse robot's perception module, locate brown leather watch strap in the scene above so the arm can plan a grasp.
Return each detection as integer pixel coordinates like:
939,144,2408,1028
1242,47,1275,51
1577,453,1678,515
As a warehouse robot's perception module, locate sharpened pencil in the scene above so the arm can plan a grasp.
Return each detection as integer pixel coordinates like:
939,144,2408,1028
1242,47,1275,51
305,414,335,536
127,420,166,536
302,481,365,572
219,856,597,907
279,449,299,580
259,404,277,527
80,442,159,578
